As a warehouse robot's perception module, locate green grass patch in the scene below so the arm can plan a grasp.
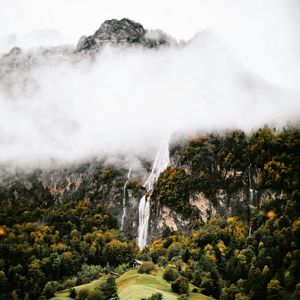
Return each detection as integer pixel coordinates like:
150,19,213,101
51,268,213,300
117,268,212,300
50,276,107,300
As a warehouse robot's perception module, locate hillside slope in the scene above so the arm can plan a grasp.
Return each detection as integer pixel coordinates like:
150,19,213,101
117,269,212,300
51,268,212,300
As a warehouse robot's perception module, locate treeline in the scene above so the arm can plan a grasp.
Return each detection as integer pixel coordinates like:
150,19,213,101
153,127,299,216
0,127,299,299
144,127,300,299
144,190,300,299
0,178,137,299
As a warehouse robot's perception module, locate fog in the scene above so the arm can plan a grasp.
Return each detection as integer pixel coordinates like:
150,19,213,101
0,30,299,171
2,0,300,90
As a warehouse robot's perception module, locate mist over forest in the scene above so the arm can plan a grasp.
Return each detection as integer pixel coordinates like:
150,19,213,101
0,1,299,300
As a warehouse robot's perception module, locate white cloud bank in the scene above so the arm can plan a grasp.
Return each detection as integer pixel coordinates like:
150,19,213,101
1,0,300,90
0,30,299,170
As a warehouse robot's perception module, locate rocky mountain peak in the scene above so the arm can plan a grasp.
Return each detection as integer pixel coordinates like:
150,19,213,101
76,18,172,52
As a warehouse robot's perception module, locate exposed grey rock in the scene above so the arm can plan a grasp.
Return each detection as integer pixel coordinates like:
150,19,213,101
76,18,174,52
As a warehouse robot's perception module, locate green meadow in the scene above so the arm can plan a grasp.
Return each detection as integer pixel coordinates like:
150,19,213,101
51,268,212,300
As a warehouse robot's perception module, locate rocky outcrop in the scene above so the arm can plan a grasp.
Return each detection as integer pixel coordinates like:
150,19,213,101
0,18,174,98
35,162,145,239
76,18,174,52
147,188,251,244
0,156,285,246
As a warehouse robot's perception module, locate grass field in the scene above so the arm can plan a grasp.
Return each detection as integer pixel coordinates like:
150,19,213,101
51,276,107,300
51,268,213,300
117,269,213,300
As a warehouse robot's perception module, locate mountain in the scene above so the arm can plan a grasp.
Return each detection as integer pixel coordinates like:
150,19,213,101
0,19,299,300
0,127,299,299
76,18,174,52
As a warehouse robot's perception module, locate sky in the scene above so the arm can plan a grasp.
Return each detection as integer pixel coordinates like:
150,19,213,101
1,0,300,90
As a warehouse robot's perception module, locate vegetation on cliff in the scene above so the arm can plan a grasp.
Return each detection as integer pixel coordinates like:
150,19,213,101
153,127,299,218
0,127,299,299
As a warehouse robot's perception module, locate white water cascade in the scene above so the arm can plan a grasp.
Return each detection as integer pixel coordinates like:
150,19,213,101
137,140,170,249
138,195,150,249
248,165,255,236
248,164,254,210
121,168,131,231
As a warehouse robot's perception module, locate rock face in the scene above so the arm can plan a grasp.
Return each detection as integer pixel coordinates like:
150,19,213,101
35,162,144,240
0,154,284,246
148,188,250,245
76,18,173,52
0,18,173,98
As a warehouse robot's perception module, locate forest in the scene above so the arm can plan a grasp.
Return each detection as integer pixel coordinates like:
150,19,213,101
0,127,299,299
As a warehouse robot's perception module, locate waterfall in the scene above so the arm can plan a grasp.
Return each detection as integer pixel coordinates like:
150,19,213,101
280,189,283,200
248,165,255,231
137,140,170,249
248,164,254,210
137,195,150,248
121,168,131,231
144,140,170,191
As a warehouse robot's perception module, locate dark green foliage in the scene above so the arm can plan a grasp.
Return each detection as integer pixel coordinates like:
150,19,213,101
177,294,188,300
171,277,189,295
138,262,157,274
0,168,137,300
162,267,179,282
267,279,282,300
73,276,118,300
0,127,299,299
142,292,163,300
99,276,119,300
70,288,77,299
148,193,299,299
42,281,59,299
149,248,167,264
148,147,299,299
167,242,182,260
198,270,221,298
76,264,103,285
87,289,104,300
152,168,192,216
126,179,144,193
76,288,90,300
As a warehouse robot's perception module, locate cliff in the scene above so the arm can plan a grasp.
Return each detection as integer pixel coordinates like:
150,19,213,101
2,127,297,247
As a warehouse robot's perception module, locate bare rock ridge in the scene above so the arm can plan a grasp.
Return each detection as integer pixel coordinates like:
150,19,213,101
76,18,172,52
1,18,173,60
0,18,175,98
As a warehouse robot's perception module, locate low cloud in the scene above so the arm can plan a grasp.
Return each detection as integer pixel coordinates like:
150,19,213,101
0,31,299,171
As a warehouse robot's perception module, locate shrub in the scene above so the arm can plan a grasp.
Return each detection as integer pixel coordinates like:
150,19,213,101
62,277,77,289
87,290,104,300
76,288,89,300
157,256,169,267
167,242,182,260
171,277,189,295
150,248,167,264
42,281,59,299
151,168,192,216
76,264,103,285
145,292,163,300
69,288,77,299
99,276,119,300
114,263,128,275
138,262,157,274
177,294,188,300
163,267,179,282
